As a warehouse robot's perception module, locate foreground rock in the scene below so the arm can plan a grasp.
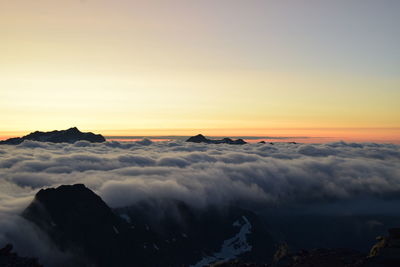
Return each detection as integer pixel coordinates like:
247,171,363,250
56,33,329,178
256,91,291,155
0,127,105,145
0,244,43,267
212,248,365,267
186,134,247,145
210,260,269,266
22,184,129,266
22,184,274,267
211,229,400,267
272,247,365,267
364,228,400,266
19,183,400,267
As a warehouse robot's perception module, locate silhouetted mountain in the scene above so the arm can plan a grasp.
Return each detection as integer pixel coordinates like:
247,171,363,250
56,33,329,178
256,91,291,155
0,127,105,145
187,134,209,143
22,184,274,267
186,134,247,145
0,244,43,267
22,184,131,266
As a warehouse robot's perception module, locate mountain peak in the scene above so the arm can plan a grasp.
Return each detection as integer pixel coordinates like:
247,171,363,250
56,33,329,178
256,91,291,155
66,127,80,133
186,134,247,145
25,184,114,226
22,184,125,266
0,127,105,145
186,134,209,143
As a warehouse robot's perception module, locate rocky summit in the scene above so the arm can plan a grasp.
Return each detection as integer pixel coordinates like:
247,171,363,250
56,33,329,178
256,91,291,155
22,184,128,266
21,184,274,267
186,134,247,145
0,127,105,145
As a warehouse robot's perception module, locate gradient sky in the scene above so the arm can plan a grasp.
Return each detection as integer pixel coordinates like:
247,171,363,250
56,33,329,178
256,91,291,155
1,0,399,141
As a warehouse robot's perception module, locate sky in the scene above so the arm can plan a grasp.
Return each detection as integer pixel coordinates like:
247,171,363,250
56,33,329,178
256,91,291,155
0,0,399,141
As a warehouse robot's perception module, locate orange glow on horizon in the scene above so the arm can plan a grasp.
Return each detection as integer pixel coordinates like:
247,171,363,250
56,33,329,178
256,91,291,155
1,128,399,144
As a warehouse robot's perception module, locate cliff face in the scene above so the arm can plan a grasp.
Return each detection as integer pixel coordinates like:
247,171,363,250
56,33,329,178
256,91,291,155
0,127,105,145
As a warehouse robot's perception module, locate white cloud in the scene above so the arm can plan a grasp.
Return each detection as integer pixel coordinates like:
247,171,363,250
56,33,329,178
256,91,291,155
0,140,399,263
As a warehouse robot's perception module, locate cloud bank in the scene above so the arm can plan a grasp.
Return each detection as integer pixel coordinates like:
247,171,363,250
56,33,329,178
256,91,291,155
0,140,399,263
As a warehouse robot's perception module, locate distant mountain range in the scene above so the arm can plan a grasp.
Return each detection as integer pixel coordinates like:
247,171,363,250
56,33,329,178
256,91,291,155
186,134,247,145
0,127,105,145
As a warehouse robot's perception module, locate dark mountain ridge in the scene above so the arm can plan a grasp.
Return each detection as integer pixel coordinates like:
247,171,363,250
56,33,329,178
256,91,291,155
0,127,105,145
186,134,247,145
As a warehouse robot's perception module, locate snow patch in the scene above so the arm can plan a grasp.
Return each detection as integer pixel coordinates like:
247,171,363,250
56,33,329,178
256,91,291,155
232,220,241,227
190,216,252,267
120,213,131,223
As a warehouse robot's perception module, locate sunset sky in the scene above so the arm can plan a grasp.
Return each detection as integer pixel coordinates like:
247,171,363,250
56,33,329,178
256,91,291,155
1,0,399,142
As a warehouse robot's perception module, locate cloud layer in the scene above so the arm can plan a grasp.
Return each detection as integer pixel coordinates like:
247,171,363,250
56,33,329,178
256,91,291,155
0,140,399,263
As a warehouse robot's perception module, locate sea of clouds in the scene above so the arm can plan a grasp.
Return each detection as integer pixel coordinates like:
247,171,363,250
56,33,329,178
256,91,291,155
0,140,399,263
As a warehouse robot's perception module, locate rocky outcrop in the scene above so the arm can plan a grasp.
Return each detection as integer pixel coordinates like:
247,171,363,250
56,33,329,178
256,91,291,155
273,247,365,267
363,228,400,267
0,127,105,145
212,248,365,267
22,184,273,267
186,134,247,145
23,183,399,267
0,244,43,267
22,184,129,266
211,229,400,267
